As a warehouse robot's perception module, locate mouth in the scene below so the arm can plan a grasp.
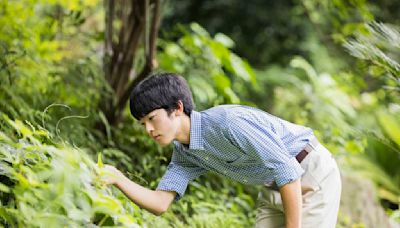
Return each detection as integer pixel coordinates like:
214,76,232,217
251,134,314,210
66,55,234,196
153,135,161,140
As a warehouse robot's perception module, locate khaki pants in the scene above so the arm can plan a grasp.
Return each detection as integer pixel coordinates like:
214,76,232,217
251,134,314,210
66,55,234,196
255,143,342,228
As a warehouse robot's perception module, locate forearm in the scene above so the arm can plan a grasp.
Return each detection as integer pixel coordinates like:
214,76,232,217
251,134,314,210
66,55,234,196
279,178,302,228
114,175,175,216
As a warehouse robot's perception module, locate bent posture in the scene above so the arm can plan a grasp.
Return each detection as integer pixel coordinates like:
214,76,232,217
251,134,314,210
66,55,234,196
103,73,342,228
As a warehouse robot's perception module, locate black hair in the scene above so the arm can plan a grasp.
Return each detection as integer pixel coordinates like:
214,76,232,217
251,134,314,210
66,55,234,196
129,72,195,120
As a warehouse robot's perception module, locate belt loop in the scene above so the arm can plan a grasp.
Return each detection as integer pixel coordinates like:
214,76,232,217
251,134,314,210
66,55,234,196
308,138,319,151
309,140,317,151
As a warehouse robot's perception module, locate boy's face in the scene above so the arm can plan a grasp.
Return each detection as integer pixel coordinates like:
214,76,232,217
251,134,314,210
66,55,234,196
139,108,179,147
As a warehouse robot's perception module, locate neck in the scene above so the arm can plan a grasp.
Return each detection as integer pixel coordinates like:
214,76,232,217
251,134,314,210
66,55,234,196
175,114,191,145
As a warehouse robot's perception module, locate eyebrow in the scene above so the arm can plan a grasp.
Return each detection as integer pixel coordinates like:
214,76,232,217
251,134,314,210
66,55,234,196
139,112,155,124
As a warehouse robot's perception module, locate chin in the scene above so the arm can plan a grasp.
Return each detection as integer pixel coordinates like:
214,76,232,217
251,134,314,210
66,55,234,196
158,142,171,147
157,138,173,147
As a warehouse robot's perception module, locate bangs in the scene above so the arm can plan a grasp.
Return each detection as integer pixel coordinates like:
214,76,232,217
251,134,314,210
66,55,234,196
129,72,194,120
130,84,175,120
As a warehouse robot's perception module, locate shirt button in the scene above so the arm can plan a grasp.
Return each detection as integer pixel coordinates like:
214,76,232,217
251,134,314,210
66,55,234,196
223,170,227,174
205,156,209,160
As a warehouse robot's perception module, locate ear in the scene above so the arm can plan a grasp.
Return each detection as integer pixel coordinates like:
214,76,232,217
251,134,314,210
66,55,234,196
175,100,184,116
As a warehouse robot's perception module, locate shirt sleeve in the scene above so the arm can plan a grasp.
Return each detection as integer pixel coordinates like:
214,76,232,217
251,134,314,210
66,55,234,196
226,115,304,187
156,150,207,201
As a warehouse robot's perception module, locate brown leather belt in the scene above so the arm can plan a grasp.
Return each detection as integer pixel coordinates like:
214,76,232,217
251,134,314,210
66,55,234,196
265,138,320,190
295,138,319,163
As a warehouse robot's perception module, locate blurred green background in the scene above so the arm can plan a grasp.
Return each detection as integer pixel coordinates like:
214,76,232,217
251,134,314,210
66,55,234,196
0,0,399,227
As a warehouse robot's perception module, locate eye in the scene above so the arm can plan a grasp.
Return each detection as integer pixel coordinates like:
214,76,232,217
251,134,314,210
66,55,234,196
149,115,156,121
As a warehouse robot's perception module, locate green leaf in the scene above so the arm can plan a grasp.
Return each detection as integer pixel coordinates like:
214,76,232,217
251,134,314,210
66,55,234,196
213,74,231,90
0,182,10,193
228,54,256,83
377,111,400,146
190,23,210,37
97,152,104,168
0,131,12,143
214,33,235,48
378,188,400,204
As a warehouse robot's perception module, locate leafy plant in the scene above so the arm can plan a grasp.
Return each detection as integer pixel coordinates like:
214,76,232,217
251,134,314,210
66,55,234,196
344,22,400,102
0,115,142,227
344,21,400,221
158,23,257,110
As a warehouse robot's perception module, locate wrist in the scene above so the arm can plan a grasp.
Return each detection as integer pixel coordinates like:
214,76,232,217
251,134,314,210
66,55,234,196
114,172,126,187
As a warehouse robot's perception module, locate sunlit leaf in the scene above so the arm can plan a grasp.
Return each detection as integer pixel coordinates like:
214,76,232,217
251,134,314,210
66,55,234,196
0,182,10,193
190,23,210,37
214,33,235,48
97,152,104,168
377,111,400,146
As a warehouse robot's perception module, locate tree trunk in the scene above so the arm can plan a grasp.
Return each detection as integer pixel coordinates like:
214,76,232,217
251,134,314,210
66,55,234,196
100,0,161,130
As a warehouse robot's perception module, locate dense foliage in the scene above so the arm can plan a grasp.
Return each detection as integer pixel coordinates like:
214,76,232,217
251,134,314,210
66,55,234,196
1,0,399,227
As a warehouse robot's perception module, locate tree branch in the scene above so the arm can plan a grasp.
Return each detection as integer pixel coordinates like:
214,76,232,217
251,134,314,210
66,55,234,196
110,2,136,89
104,0,114,83
148,0,161,67
114,2,146,97
114,0,161,115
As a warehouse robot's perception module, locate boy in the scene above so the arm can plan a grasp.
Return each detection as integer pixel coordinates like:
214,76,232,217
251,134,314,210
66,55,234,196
103,72,341,228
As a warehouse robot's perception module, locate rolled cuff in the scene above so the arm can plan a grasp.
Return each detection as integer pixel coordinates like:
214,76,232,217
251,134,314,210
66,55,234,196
273,157,304,187
156,176,189,202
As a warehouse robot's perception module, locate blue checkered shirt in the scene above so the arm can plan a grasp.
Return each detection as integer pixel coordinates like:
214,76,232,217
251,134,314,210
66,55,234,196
156,105,314,200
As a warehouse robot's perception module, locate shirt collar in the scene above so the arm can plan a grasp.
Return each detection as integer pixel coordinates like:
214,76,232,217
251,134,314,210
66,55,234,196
188,110,204,150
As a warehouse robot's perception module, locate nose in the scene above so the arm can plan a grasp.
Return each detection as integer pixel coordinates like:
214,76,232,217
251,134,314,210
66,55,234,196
144,122,154,135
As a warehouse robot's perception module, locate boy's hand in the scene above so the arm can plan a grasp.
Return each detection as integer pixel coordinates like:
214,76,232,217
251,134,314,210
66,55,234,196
98,164,175,216
101,164,125,186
